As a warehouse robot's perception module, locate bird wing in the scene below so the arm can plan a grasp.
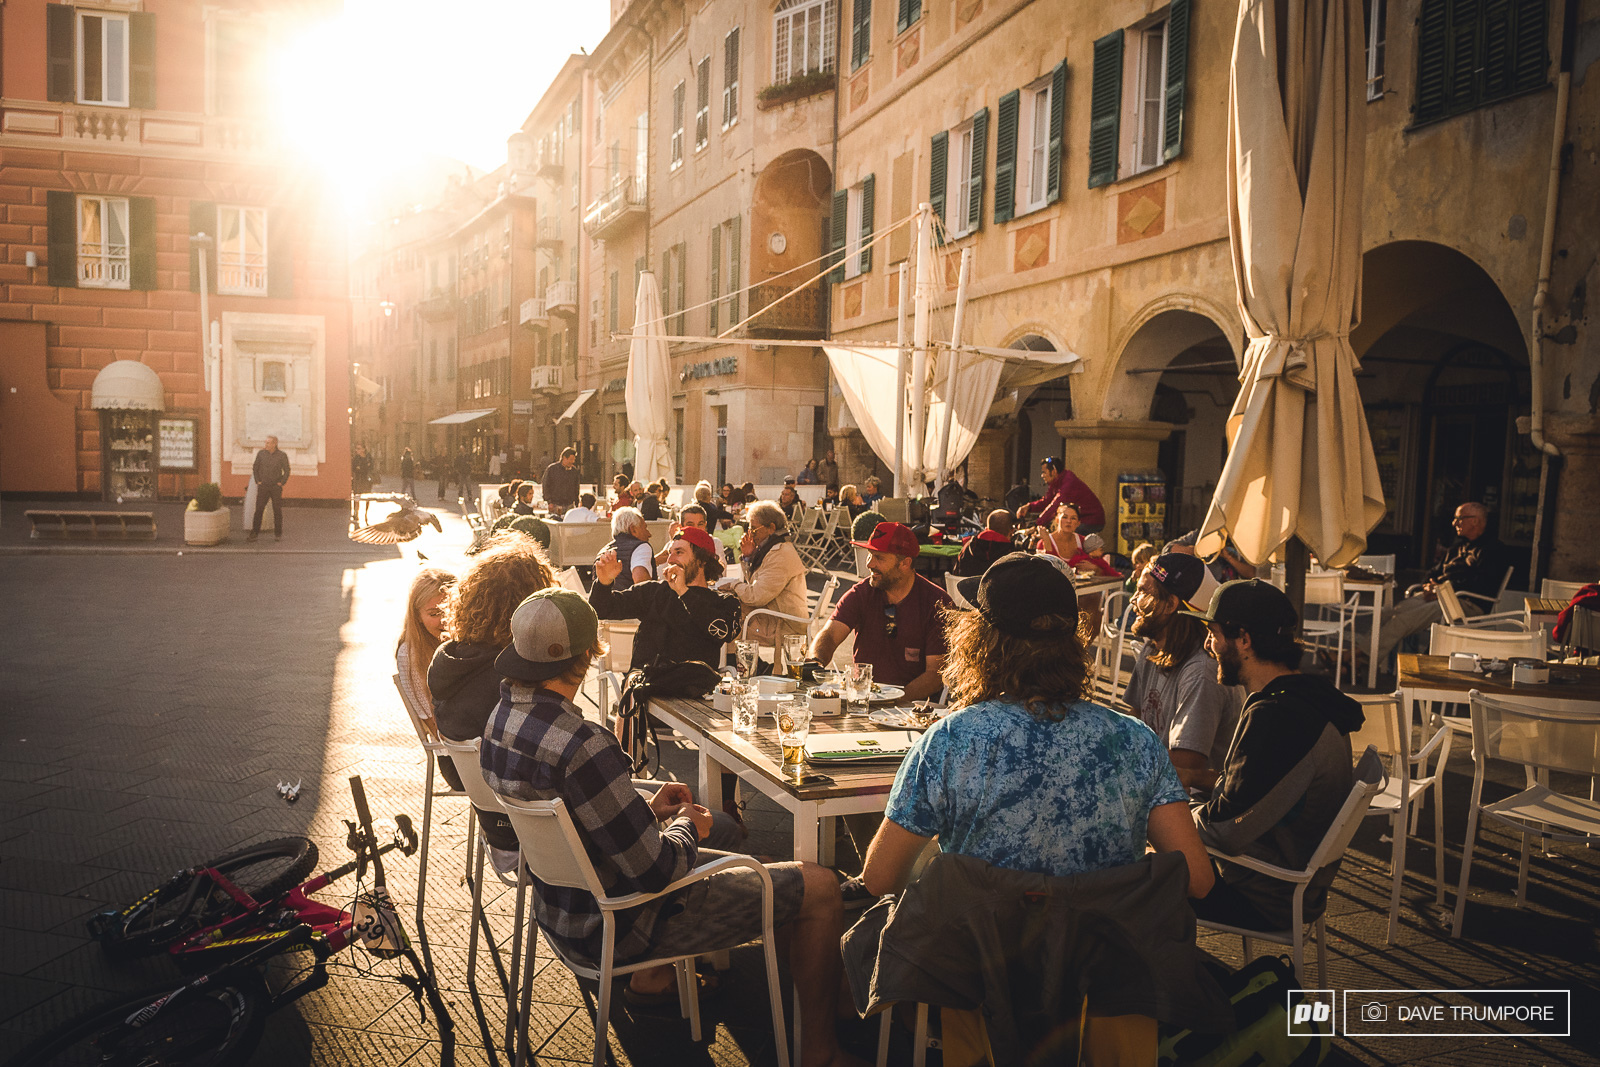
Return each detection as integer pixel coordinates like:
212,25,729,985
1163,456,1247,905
351,516,421,544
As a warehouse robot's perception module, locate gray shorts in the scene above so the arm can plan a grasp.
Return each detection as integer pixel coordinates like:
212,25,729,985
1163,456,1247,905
637,860,807,962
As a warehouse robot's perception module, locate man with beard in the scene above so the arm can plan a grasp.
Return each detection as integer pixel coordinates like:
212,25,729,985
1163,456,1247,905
1182,580,1365,933
590,527,742,670
1122,554,1243,791
811,522,952,699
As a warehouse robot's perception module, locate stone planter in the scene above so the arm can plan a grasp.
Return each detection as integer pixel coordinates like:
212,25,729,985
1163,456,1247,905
184,506,231,546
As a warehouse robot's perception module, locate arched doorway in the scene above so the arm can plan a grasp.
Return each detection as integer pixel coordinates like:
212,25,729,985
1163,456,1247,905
1005,334,1071,495
1353,241,1533,573
749,149,832,336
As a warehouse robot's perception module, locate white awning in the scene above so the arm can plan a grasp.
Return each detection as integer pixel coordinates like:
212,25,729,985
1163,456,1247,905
90,360,164,411
428,408,498,426
555,389,597,424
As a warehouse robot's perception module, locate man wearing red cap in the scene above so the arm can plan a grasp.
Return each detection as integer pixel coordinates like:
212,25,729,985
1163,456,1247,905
591,526,742,670
811,522,953,699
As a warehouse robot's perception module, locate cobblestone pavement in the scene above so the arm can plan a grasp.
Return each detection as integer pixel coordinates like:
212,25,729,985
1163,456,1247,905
2,507,1598,1065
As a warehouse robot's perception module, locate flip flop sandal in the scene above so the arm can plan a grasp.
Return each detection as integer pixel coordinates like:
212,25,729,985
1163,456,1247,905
623,969,723,1009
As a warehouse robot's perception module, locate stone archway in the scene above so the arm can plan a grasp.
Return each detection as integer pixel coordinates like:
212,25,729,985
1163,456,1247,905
748,148,832,335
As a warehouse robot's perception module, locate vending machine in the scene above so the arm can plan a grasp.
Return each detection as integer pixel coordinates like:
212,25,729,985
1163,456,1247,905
1116,471,1167,557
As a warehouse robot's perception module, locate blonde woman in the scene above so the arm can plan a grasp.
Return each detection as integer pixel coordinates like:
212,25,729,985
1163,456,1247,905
396,568,455,741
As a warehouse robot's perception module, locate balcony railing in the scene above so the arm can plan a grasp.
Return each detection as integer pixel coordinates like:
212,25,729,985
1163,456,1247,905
520,297,548,327
218,261,266,295
418,286,457,320
749,283,826,335
536,216,562,247
545,281,578,314
531,365,563,391
582,175,647,241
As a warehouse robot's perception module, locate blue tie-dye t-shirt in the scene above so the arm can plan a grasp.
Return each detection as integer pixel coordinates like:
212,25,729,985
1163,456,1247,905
885,699,1188,877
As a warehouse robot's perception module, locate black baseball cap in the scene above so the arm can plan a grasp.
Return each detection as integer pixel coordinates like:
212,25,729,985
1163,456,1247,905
1181,579,1300,636
1146,553,1207,608
957,552,1078,639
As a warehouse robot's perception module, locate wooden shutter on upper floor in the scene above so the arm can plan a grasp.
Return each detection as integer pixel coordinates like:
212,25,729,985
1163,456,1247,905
967,107,988,234
609,271,619,334
897,0,916,33
128,196,156,290
47,5,76,102
129,12,156,109
723,28,741,126
859,174,875,272
993,90,1019,224
662,249,672,323
188,201,217,293
1088,30,1124,188
267,209,293,298
1414,0,1547,126
929,130,948,227
1047,58,1067,204
674,242,686,334
726,215,741,323
46,190,77,287
852,0,872,69
709,223,721,333
1162,0,1191,162
828,188,848,284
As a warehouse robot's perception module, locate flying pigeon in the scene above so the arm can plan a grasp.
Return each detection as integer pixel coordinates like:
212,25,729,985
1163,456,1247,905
350,495,443,544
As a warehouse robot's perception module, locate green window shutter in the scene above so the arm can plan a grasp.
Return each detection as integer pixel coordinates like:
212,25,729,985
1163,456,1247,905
128,196,156,290
1445,0,1480,111
47,5,76,102
662,250,672,322
675,242,686,334
267,209,293,298
1482,0,1514,99
709,223,721,333
1414,0,1449,121
828,188,848,284
1088,30,1123,188
852,0,872,69
188,200,217,293
46,190,77,287
1162,0,1191,162
1509,0,1548,93
129,12,156,109
1047,58,1067,204
967,107,988,234
859,174,875,272
993,90,1019,224
897,0,916,33
929,130,948,227
727,215,741,323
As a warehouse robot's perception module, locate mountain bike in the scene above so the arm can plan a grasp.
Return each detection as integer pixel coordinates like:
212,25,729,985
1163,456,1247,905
7,776,453,1066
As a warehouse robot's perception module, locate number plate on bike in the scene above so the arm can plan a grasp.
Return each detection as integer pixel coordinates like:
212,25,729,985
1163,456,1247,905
352,888,409,959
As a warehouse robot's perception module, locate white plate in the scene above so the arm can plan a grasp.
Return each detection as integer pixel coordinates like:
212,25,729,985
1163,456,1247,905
868,684,906,704
868,706,946,730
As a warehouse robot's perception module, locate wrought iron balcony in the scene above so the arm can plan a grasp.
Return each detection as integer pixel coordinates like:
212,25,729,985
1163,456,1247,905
582,175,647,241
748,283,826,336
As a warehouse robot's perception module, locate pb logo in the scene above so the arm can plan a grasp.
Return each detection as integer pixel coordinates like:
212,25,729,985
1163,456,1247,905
1287,991,1336,1036
1292,1003,1331,1025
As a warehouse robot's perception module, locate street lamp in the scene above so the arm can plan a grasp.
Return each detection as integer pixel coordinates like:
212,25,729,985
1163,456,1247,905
188,232,222,485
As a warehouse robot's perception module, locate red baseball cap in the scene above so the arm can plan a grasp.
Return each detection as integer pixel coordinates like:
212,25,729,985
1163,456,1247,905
674,526,720,558
850,521,920,558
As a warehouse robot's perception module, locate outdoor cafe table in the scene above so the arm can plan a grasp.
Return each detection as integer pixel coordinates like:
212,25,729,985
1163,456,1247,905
1397,654,1600,729
647,694,902,865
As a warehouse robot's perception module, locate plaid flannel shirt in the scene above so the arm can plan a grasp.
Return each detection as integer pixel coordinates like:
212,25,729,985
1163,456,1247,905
481,683,699,964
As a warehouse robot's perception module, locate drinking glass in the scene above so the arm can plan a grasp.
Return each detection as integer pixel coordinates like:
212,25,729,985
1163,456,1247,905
776,700,812,768
735,640,759,680
844,662,874,712
731,681,759,735
782,634,807,679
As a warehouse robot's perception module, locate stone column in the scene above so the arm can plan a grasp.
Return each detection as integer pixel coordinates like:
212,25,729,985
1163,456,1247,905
964,425,1016,504
1055,418,1175,526
1540,413,1600,582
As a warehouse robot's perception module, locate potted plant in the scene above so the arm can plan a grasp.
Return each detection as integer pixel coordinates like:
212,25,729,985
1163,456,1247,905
184,482,230,546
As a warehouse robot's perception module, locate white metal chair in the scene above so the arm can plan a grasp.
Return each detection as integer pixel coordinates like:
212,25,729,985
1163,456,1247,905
1456,565,1515,615
1435,580,1525,630
497,794,791,1067
1428,623,1548,661
1197,747,1385,985
438,738,529,1054
1348,693,1452,943
1091,590,1140,705
1451,690,1600,938
1301,572,1359,688
789,508,827,569
556,566,587,592
391,674,475,947
741,575,840,647
1541,578,1587,601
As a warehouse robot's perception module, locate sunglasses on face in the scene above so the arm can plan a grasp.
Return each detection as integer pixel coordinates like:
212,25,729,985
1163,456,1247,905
883,602,898,638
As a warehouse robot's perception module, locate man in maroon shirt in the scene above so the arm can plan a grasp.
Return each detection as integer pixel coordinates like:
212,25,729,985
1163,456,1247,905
1016,456,1105,532
809,522,952,699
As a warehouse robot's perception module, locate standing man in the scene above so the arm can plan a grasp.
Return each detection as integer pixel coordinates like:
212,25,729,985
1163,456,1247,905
452,446,473,502
817,449,839,488
1015,456,1105,533
1122,554,1243,791
591,527,742,669
249,435,290,543
810,522,952,700
542,446,581,517
350,444,373,526
399,447,417,499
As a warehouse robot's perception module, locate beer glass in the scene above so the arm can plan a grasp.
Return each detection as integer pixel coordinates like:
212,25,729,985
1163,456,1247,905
782,634,807,679
776,700,812,768
844,662,873,712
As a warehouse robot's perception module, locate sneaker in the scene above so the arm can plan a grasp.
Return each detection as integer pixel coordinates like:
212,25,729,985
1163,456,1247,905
838,875,876,910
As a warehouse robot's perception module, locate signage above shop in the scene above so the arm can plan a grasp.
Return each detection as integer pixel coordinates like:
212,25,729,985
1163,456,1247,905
603,377,627,393
680,356,737,383
512,400,534,415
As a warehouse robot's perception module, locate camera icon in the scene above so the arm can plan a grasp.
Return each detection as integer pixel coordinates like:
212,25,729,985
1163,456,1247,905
1361,1002,1388,1023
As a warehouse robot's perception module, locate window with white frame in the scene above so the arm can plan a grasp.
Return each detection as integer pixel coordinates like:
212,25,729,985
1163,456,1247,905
216,205,268,295
77,195,130,288
1021,78,1053,213
1134,20,1169,173
773,0,835,85
948,121,976,238
696,56,711,148
78,10,129,106
844,183,864,279
1365,0,1387,101
670,81,685,167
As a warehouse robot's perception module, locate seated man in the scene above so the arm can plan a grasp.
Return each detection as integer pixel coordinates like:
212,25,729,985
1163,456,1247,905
481,590,860,1062
563,492,600,523
810,522,951,700
598,506,655,591
953,509,1015,577
591,527,741,670
1122,554,1242,791
1183,580,1365,933
777,484,806,525
1359,501,1506,673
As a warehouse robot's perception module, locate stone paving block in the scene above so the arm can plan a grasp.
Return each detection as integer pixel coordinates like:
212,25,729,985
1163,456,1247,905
0,889,106,935
0,855,119,896
0,829,130,867
24,785,146,813
247,1019,427,1067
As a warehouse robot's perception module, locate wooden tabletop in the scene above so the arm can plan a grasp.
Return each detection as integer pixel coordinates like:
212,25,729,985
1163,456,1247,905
1525,597,1566,616
1397,654,1600,703
651,695,903,803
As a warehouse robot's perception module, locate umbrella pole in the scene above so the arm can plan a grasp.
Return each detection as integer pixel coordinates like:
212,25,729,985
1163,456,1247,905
910,204,934,491
1285,537,1309,628
935,248,972,488
894,263,909,497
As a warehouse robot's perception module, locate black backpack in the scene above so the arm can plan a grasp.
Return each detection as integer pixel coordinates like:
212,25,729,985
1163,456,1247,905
613,659,722,775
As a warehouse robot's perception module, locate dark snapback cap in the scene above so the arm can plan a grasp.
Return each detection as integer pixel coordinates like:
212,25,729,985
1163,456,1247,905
1146,552,1207,607
1181,578,1300,636
957,552,1079,639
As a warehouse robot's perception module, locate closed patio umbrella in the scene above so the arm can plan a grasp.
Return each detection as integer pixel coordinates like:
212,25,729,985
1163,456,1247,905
1197,0,1384,575
625,271,675,486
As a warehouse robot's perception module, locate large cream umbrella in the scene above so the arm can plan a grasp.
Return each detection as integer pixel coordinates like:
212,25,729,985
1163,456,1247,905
624,271,675,486
1197,0,1384,574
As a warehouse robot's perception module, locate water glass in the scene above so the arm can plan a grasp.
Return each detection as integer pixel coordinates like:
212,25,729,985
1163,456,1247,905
732,681,759,736
782,634,807,678
735,640,759,679
776,700,812,768
844,662,874,711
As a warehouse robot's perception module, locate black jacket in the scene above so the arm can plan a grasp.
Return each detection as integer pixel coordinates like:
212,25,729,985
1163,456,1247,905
603,530,656,592
953,532,1014,577
639,494,662,520
1429,534,1507,601
253,449,290,490
400,454,415,479
542,461,581,508
589,580,741,671
426,640,517,850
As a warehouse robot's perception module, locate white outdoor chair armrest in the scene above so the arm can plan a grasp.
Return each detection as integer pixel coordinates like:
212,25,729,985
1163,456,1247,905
741,608,811,638
1456,589,1497,605
1203,845,1314,885
1459,610,1527,629
596,853,771,910
1411,729,1450,762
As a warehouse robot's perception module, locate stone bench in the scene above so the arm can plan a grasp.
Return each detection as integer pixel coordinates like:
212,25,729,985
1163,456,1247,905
26,509,157,540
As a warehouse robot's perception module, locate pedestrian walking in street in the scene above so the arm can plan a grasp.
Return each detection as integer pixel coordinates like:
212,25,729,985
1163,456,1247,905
452,447,473,502
541,446,581,516
399,447,416,499
351,444,374,526
248,436,291,542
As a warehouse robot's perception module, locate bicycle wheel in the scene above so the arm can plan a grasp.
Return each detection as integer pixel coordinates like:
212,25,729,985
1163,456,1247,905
5,975,268,1067
91,837,318,956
